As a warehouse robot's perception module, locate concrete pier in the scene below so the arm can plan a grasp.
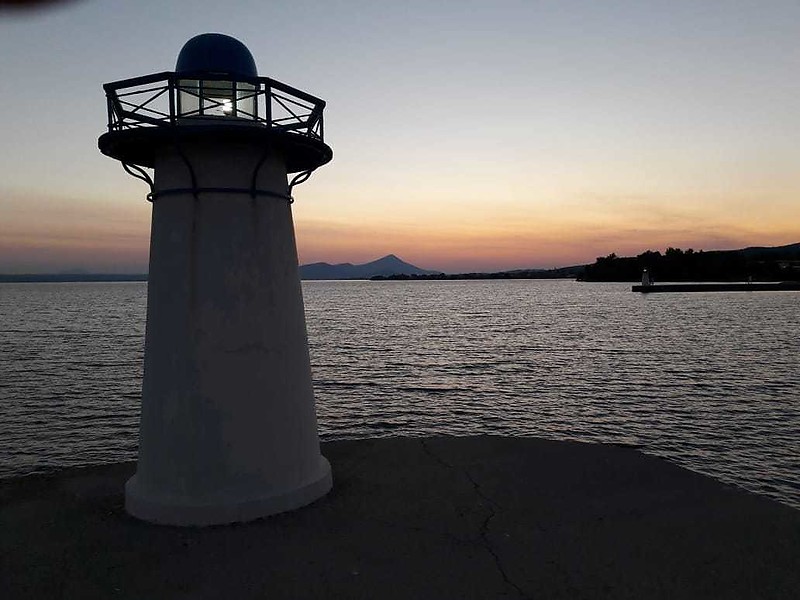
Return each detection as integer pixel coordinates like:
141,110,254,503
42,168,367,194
2,436,798,599
632,282,800,293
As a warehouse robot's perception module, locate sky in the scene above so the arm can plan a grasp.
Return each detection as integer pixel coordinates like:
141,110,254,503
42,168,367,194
1,0,799,273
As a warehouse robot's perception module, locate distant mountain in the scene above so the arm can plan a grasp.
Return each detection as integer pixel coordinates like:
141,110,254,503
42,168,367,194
738,242,800,259
299,254,439,280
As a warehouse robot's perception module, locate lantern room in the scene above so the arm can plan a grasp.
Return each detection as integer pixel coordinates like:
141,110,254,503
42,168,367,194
98,32,331,173
174,33,258,119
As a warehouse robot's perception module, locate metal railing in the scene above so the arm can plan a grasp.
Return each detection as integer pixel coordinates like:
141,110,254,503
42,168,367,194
103,71,325,142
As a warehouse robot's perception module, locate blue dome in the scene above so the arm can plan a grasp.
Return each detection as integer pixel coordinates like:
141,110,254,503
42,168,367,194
175,33,258,78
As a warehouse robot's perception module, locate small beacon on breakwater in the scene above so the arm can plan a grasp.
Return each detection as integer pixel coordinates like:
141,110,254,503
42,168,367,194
98,34,333,525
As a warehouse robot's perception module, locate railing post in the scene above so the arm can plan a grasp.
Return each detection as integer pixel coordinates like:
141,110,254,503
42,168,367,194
264,81,272,127
168,75,176,124
106,95,113,131
252,80,258,122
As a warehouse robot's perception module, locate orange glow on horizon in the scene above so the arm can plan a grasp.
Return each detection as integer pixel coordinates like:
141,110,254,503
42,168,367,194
0,190,151,273
2,187,799,274
294,215,800,273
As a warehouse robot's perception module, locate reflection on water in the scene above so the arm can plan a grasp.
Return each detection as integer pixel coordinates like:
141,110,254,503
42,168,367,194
1,280,798,508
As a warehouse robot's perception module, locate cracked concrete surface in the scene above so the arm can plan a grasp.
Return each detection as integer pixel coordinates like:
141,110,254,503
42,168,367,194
2,436,799,599
421,438,529,599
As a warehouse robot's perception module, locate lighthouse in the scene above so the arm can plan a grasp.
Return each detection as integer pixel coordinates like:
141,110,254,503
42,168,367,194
99,34,333,526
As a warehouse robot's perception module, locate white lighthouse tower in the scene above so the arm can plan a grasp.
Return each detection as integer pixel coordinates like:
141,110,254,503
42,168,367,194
99,34,333,526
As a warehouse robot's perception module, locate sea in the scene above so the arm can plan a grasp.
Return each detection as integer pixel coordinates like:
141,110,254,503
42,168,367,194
0,280,798,509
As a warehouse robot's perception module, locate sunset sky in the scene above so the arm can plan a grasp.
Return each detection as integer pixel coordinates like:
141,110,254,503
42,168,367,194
1,0,799,273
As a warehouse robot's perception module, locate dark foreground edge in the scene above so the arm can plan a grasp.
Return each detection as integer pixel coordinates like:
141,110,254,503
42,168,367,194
2,436,798,599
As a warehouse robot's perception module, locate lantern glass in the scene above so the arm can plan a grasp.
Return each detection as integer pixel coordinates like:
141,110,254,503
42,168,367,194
202,80,234,116
236,82,256,119
178,79,254,118
177,79,200,117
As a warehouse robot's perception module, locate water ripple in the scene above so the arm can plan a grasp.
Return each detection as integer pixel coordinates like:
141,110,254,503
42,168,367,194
1,280,799,510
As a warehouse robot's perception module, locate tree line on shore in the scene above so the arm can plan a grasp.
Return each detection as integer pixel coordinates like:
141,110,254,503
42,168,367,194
581,245,800,282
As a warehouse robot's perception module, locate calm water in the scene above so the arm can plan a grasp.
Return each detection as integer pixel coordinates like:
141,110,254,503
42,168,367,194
0,280,798,509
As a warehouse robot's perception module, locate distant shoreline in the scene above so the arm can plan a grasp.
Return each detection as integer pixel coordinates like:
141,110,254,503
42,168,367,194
370,271,579,281
0,272,580,283
0,274,148,283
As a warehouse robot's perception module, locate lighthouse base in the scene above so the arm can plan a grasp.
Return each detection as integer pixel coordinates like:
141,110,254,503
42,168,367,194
124,458,332,526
